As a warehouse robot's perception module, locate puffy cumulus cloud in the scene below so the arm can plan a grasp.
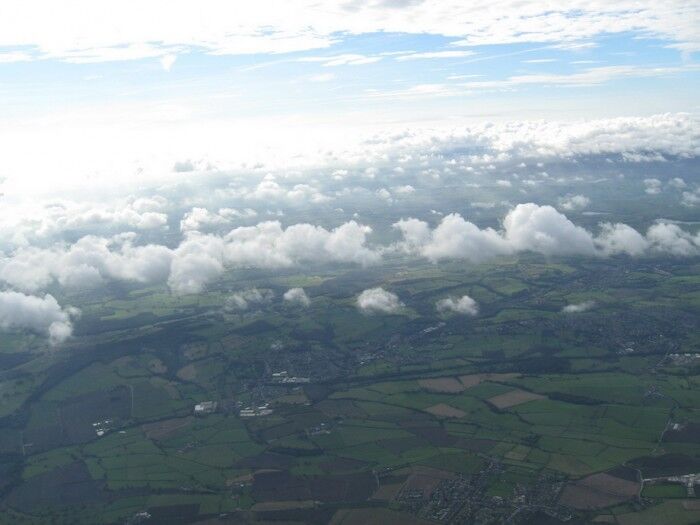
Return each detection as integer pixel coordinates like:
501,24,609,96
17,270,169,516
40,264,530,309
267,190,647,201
357,287,403,314
1,218,382,296
394,214,510,263
175,214,700,294
168,233,225,295
503,204,597,256
222,220,379,268
436,295,478,316
392,185,415,195
283,287,311,306
646,223,700,256
0,234,174,293
225,288,274,310
179,207,257,232
395,204,597,262
681,188,700,207
643,178,663,195
168,220,380,294
239,178,332,205
376,188,393,203
0,291,79,345
562,300,596,313
180,207,230,232
180,207,258,232
395,204,700,262
2,206,697,299
392,218,432,252
669,177,687,189
595,223,650,256
558,194,590,211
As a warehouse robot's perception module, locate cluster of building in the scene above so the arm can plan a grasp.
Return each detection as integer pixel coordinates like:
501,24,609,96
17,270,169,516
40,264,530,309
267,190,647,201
391,460,568,524
644,473,700,497
270,370,310,384
92,418,113,437
239,404,273,417
666,353,700,366
193,401,218,416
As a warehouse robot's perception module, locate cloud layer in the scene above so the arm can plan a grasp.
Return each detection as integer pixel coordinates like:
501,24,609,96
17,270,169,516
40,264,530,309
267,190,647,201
1,202,698,303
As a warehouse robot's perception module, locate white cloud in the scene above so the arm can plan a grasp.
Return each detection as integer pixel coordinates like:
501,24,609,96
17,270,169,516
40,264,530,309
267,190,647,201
376,188,393,203
225,288,274,310
350,114,700,167
394,213,511,262
300,53,382,66
283,287,310,306
459,65,699,90
0,51,33,63
309,72,336,82
180,207,256,232
356,287,403,314
562,300,595,313
644,178,662,195
0,216,382,296
393,184,416,195
160,53,177,71
222,220,379,267
2,200,698,300
595,223,649,256
394,204,600,262
681,188,700,207
669,177,687,189
240,178,332,204
503,204,598,256
0,198,168,248
1,1,697,62
2,112,697,203
173,160,196,172
168,233,224,295
168,219,380,294
558,194,590,211
395,203,700,262
0,291,79,345
646,223,700,256
436,295,478,315
396,50,476,60
1,234,174,293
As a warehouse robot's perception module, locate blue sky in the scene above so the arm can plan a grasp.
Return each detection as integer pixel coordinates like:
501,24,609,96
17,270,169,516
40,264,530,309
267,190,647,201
2,30,698,121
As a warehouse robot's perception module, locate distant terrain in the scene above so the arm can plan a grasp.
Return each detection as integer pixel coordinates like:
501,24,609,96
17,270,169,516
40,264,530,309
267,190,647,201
1,248,698,524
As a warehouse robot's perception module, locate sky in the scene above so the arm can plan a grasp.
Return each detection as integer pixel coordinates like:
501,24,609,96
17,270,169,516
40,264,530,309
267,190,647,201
0,1,699,344
0,0,699,196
